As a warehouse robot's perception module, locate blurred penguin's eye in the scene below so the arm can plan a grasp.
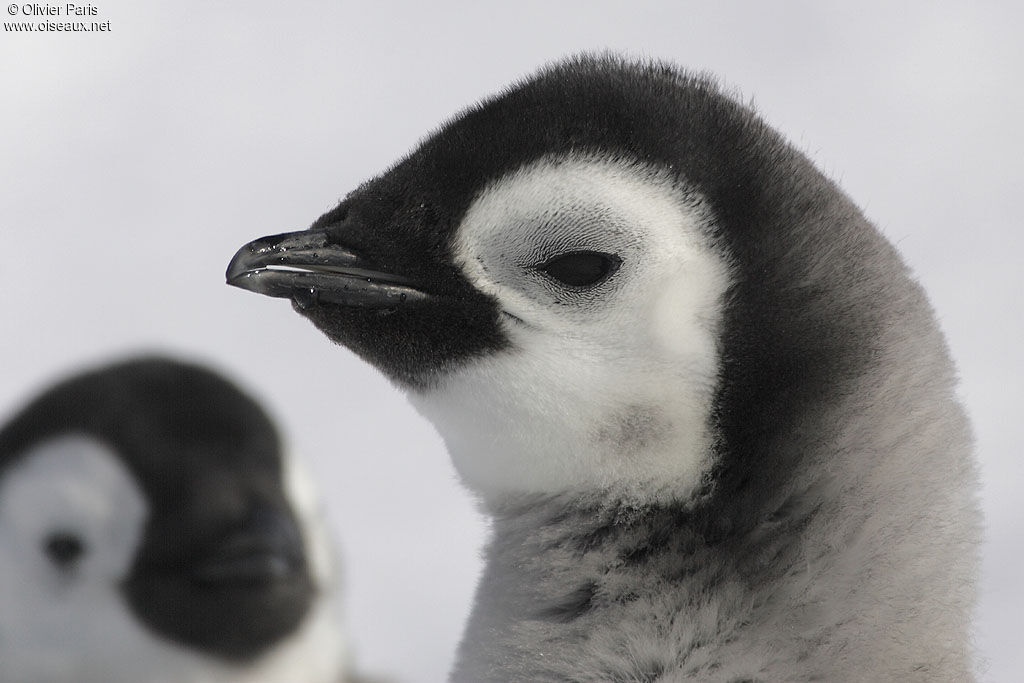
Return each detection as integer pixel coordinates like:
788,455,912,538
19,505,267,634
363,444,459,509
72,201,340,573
43,530,87,569
537,251,622,287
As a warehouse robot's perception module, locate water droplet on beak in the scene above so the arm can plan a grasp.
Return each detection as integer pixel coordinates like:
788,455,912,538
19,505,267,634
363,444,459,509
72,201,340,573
293,288,318,310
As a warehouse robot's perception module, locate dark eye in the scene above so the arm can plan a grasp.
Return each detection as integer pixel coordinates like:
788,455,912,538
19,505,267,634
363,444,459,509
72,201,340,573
537,251,622,287
43,531,87,569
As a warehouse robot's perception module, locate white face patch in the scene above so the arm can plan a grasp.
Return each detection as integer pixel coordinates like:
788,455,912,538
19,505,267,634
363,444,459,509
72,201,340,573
0,435,347,683
408,155,732,507
0,434,154,682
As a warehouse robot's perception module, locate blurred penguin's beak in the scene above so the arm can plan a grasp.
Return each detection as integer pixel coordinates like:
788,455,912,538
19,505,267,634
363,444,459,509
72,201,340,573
187,501,306,587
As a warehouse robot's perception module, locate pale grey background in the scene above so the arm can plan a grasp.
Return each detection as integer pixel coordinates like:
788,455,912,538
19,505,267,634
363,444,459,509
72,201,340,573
2,2,1020,681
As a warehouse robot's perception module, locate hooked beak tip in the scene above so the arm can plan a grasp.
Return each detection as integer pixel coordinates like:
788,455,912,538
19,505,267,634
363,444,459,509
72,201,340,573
225,230,433,308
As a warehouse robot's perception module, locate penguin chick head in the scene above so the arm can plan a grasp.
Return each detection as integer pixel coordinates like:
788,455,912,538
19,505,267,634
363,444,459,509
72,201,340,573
228,56,888,512
0,357,345,682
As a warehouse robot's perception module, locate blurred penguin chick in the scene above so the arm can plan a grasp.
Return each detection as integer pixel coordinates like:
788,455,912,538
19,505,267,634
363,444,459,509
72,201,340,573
0,356,366,683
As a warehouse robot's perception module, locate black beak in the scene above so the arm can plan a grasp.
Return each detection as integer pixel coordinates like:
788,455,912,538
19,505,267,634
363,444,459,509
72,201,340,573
187,501,306,587
123,499,315,661
226,229,431,309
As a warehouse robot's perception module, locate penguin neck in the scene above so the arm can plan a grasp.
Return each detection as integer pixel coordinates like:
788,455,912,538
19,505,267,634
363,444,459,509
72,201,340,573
453,493,817,682
452,372,979,681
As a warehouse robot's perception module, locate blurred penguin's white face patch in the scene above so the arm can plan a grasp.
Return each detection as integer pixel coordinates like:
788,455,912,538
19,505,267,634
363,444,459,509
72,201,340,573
0,434,154,682
409,155,731,506
0,435,146,588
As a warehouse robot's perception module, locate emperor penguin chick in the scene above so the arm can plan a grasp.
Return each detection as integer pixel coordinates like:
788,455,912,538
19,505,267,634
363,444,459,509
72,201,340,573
228,56,980,681
0,356,354,683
